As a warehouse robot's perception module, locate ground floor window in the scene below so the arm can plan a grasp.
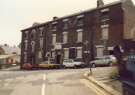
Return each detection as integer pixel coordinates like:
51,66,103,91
51,51,55,58
69,48,76,59
64,48,69,59
38,51,42,59
96,46,104,57
77,47,82,58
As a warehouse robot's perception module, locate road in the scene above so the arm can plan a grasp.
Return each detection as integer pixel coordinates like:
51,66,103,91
0,68,109,95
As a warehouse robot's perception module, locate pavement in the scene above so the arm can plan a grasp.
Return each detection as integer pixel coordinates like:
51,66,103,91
0,68,111,95
84,67,122,95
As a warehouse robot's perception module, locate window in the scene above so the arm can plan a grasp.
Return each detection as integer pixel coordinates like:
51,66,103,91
77,18,83,26
31,41,35,53
51,51,55,58
52,34,56,45
24,31,29,39
64,48,69,59
96,46,104,57
63,32,68,44
24,52,27,63
101,25,109,40
69,47,76,59
40,37,44,49
77,15,84,26
100,8,109,13
38,51,42,59
77,47,82,58
63,19,69,30
77,29,83,42
51,22,57,31
24,40,28,51
31,29,36,39
39,27,44,36
100,8,109,25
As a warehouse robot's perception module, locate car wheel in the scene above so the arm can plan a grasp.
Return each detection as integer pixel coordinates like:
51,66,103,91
74,65,78,69
92,63,96,68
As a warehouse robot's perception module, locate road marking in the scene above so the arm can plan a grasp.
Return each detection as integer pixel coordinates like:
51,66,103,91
80,79,108,95
42,74,46,95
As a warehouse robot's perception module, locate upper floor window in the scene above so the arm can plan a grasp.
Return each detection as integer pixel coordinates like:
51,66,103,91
77,29,83,42
101,25,109,40
31,41,35,53
31,29,36,39
24,40,28,51
63,32,68,44
100,8,109,25
76,15,84,26
52,34,56,45
63,19,69,30
40,37,44,49
39,27,44,36
24,31,29,39
100,8,109,13
130,27,135,41
51,22,57,31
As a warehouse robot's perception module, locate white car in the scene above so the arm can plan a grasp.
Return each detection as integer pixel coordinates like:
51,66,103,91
63,59,85,68
89,55,117,67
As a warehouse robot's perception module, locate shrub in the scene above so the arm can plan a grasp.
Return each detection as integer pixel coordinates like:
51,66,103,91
110,69,119,80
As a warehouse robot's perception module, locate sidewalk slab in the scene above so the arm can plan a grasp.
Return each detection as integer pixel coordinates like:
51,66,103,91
84,72,122,95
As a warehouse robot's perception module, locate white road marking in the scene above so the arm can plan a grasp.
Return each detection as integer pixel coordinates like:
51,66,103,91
42,74,46,95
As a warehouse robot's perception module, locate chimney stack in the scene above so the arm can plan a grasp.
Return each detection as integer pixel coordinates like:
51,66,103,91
97,0,104,8
53,16,58,20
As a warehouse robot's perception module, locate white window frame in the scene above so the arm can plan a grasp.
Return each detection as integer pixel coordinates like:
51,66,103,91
101,8,110,12
63,32,68,44
40,37,44,49
77,14,84,19
77,29,83,42
24,31,29,39
31,41,35,53
39,27,44,36
52,34,56,45
96,45,104,57
64,48,69,59
101,25,109,40
77,47,82,58
24,40,28,51
38,51,42,59
24,52,27,63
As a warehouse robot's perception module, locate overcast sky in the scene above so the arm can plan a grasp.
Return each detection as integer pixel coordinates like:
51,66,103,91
0,0,134,46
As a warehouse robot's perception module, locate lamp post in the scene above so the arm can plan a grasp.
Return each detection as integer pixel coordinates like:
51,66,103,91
84,40,92,75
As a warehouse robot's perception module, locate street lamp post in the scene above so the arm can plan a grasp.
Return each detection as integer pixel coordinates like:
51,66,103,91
84,40,92,75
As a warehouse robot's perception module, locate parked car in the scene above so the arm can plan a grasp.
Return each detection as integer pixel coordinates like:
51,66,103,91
89,55,117,67
63,59,85,68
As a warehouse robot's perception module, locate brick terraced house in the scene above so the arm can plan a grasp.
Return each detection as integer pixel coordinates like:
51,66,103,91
21,0,135,67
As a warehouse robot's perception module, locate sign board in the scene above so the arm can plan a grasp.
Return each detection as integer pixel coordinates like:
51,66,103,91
54,43,62,50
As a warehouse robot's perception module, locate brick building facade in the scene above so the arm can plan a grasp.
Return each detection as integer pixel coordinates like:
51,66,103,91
21,0,135,66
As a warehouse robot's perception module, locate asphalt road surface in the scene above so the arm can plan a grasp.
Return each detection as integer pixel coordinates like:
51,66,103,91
0,68,108,95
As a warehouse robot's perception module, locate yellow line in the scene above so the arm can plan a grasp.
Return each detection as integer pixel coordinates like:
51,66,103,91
80,79,108,95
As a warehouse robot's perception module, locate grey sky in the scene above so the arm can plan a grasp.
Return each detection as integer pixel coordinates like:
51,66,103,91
0,0,134,46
